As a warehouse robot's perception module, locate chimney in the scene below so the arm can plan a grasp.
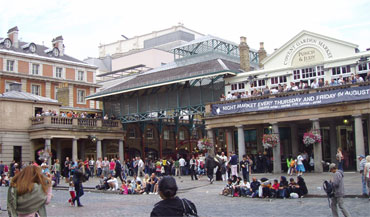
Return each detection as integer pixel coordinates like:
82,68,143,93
7,26,19,48
9,82,22,92
258,42,267,69
239,36,250,72
52,36,64,56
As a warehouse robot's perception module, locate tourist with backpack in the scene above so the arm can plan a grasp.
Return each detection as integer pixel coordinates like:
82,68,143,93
328,163,352,217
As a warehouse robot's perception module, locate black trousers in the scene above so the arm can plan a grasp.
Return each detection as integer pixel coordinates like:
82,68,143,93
73,183,84,206
190,167,198,180
114,170,123,182
207,168,214,182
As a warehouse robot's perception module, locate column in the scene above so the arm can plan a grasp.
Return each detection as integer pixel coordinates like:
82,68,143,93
311,119,323,172
72,138,78,162
329,122,338,164
80,142,85,160
206,128,215,156
271,123,282,174
290,124,299,157
236,125,245,162
30,140,35,162
56,140,62,163
119,139,124,163
226,129,233,154
159,135,163,158
102,141,107,158
45,138,51,166
353,115,365,172
256,125,264,153
96,139,102,159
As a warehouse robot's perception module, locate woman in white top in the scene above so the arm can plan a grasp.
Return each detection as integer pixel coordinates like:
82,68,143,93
364,155,370,200
296,155,305,176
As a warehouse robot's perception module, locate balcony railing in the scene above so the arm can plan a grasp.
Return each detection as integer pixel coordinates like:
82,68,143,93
30,116,122,130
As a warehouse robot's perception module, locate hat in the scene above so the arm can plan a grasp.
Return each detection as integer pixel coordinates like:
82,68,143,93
329,163,336,171
357,155,365,159
41,163,47,167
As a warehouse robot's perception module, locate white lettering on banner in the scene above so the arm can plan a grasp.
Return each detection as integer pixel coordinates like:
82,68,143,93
315,93,336,100
344,89,370,96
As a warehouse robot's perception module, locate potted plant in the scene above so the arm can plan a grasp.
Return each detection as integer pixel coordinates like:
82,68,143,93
262,134,279,149
303,130,322,147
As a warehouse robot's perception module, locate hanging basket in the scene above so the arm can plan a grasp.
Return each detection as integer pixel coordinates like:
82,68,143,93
197,138,213,151
38,149,52,161
303,130,321,147
262,134,279,149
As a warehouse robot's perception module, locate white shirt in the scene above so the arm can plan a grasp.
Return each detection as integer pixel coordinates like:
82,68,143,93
311,82,319,89
96,160,102,168
179,158,186,167
297,155,303,165
138,159,144,168
226,93,232,100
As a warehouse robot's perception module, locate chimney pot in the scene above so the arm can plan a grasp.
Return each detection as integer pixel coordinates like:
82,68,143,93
240,36,246,44
239,36,250,72
260,42,264,49
52,35,64,56
7,26,19,48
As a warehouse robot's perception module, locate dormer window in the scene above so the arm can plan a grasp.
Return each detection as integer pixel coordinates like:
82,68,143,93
3,38,12,49
29,43,36,53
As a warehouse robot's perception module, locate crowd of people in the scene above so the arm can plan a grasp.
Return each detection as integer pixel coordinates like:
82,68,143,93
220,73,370,101
35,110,117,120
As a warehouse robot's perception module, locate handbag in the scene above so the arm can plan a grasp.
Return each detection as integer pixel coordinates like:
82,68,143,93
181,198,198,217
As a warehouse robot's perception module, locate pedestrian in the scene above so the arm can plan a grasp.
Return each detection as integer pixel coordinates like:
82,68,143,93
240,155,250,182
296,154,305,176
115,158,123,182
0,161,5,176
358,155,367,196
72,162,85,207
229,152,238,176
179,156,186,176
189,156,198,181
329,163,352,217
89,158,95,178
364,155,370,200
96,157,102,177
54,159,61,185
138,157,144,177
150,176,197,217
7,165,52,216
205,155,216,184
102,157,109,178
336,148,344,171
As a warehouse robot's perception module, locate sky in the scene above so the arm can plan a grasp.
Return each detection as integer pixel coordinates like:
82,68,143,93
1,0,370,60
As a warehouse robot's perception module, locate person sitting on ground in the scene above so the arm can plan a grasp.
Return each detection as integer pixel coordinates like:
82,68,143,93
271,179,280,198
240,179,251,197
231,176,242,197
145,173,158,195
278,176,289,198
150,176,197,217
250,177,260,198
260,178,272,198
296,176,308,197
134,180,144,194
119,180,129,195
221,178,233,196
107,174,119,191
127,180,134,194
288,177,300,197
142,174,150,189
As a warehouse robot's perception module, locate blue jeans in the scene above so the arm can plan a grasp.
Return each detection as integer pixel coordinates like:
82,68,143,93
279,189,287,198
338,161,344,171
362,174,367,194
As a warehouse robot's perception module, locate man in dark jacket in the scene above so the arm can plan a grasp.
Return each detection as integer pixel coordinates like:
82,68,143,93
205,155,216,184
72,162,84,207
114,158,123,182
329,163,351,217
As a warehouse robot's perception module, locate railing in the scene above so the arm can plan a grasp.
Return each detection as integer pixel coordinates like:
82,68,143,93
77,118,97,127
102,119,119,128
51,117,72,125
30,116,121,130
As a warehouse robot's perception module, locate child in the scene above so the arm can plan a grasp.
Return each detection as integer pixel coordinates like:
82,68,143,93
134,181,144,194
221,178,233,196
289,158,296,176
127,180,134,194
155,161,162,176
271,179,280,198
120,180,129,195
68,181,76,206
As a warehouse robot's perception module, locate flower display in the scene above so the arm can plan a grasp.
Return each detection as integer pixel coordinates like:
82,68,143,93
38,149,52,160
197,138,213,151
303,130,322,146
262,134,279,149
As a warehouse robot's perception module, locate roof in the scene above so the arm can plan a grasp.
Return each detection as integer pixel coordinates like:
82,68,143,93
7,26,19,33
261,30,359,65
0,91,59,104
0,37,95,68
87,58,241,100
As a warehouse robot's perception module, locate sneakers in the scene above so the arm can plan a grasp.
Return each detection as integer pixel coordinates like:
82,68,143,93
149,192,154,195
143,192,147,195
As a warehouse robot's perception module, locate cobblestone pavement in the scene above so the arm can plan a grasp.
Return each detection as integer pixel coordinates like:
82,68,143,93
1,172,369,217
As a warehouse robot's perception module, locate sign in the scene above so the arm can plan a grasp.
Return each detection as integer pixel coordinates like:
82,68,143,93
283,37,333,65
212,85,370,116
291,47,324,67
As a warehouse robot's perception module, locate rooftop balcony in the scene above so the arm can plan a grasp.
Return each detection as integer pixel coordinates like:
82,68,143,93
30,116,122,131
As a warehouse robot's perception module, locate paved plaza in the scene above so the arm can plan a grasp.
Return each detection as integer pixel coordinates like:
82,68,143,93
1,172,369,217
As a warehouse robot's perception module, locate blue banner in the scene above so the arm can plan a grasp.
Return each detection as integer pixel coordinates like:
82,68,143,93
211,85,370,116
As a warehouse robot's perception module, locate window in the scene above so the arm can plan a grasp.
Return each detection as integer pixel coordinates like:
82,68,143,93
6,60,14,72
238,83,245,89
77,89,85,104
146,128,154,139
179,130,185,140
231,84,237,91
332,67,340,75
31,84,41,96
78,71,85,81
32,64,40,75
358,63,368,71
231,82,245,91
316,66,325,76
163,130,169,140
271,77,278,85
332,65,351,75
54,86,59,100
5,81,13,92
293,70,300,80
128,128,136,138
294,65,324,81
55,67,63,78
253,79,266,87
342,65,351,74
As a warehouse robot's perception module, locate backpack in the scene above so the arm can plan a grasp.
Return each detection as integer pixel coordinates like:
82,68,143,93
323,180,334,198
181,198,198,217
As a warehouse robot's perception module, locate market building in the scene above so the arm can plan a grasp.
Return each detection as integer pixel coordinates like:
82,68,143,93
87,35,260,159
204,30,370,173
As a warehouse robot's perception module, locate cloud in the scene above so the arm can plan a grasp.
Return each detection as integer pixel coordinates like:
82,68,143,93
1,0,369,59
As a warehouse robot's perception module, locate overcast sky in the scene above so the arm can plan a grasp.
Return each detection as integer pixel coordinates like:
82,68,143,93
1,0,369,60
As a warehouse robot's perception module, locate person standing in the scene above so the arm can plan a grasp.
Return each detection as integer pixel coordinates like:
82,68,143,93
0,161,4,176
72,162,84,207
364,155,370,200
54,159,61,185
95,158,102,177
296,154,305,176
329,163,352,217
102,157,110,178
7,165,52,216
174,159,180,176
189,156,198,181
89,158,95,178
229,152,238,177
240,155,250,182
358,155,367,196
115,158,123,182
138,157,144,177
179,157,186,176
336,148,344,171
64,157,71,181
205,155,215,184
